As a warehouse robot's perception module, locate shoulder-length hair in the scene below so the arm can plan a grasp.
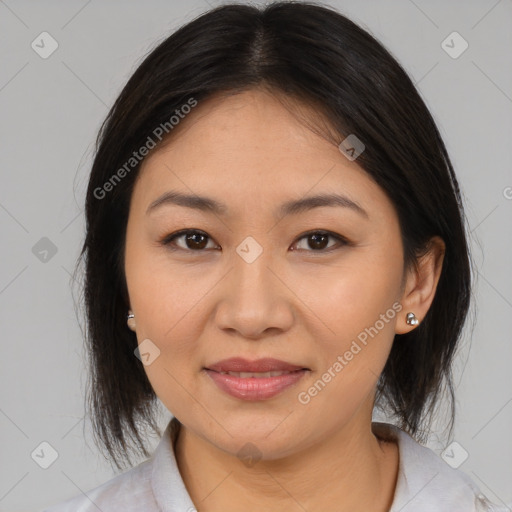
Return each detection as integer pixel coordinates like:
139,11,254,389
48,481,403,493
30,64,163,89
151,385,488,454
73,1,473,469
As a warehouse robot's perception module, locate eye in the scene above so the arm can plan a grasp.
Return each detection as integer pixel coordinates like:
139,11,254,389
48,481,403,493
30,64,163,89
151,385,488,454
160,229,349,253
291,230,348,252
160,229,219,251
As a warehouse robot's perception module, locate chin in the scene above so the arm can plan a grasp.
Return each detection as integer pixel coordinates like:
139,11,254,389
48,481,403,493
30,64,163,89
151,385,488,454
202,415,309,460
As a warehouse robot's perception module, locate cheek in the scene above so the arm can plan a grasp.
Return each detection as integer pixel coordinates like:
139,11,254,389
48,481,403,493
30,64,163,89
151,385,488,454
124,245,203,375
306,253,399,325
297,251,401,371
126,257,208,414
125,241,205,333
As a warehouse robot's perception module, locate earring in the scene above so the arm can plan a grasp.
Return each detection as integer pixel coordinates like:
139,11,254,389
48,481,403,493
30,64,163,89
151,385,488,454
127,310,136,330
405,312,419,326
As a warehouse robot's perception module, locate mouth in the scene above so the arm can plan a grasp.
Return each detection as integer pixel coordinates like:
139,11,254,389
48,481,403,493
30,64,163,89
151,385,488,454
212,370,305,378
203,358,310,401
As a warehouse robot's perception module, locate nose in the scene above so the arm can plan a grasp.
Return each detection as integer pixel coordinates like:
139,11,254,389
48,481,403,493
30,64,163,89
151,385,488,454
213,246,295,340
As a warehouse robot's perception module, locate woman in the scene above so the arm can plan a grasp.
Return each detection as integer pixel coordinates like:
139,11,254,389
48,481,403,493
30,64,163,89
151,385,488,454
43,2,507,511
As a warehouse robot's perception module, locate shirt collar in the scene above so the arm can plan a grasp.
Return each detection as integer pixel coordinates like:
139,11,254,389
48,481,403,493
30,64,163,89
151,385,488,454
372,421,483,511
150,417,483,512
150,417,196,511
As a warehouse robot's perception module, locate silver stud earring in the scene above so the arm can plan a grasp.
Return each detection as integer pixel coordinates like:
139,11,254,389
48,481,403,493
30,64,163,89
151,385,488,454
127,311,136,330
406,312,419,326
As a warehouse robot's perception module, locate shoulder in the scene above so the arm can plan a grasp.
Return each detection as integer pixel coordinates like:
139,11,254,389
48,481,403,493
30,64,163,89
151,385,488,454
41,458,156,512
372,422,509,512
41,417,193,512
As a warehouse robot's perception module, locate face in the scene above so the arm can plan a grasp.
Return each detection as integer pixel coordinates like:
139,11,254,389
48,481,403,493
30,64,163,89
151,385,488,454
124,88,410,459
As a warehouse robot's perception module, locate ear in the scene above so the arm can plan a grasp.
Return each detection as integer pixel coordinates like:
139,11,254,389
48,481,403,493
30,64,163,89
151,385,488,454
395,236,445,334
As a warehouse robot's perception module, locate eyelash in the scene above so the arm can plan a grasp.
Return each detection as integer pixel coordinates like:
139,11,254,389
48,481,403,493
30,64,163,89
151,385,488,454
159,229,350,254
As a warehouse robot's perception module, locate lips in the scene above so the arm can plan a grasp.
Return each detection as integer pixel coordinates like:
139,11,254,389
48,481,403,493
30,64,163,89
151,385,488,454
203,357,310,400
205,357,308,374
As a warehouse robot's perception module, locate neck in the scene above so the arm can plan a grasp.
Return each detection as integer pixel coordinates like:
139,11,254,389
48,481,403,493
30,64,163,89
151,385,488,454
174,413,399,512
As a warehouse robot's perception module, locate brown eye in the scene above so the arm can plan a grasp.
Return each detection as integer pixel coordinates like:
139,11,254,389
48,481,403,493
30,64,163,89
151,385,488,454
292,231,348,252
161,229,348,253
162,230,217,251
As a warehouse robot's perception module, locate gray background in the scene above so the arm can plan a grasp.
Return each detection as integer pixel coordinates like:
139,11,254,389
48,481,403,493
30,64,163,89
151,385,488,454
1,0,511,511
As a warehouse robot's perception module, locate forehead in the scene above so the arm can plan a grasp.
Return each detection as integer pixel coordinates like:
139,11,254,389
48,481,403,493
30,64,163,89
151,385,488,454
132,88,395,223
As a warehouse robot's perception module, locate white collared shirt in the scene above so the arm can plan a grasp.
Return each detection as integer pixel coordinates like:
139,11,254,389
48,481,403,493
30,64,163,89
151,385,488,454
42,417,509,512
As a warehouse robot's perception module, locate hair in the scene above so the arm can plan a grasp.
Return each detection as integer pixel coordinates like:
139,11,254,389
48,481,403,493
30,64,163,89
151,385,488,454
73,1,474,470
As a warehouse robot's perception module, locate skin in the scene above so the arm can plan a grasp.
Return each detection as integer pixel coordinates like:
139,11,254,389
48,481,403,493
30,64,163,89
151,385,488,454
124,87,445,512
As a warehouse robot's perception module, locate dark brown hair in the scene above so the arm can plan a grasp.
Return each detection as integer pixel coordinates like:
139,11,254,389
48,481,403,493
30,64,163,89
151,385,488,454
73,1,474,469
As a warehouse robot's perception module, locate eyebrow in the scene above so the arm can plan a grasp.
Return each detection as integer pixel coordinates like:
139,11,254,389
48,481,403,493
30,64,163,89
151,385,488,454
146,190,369,219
